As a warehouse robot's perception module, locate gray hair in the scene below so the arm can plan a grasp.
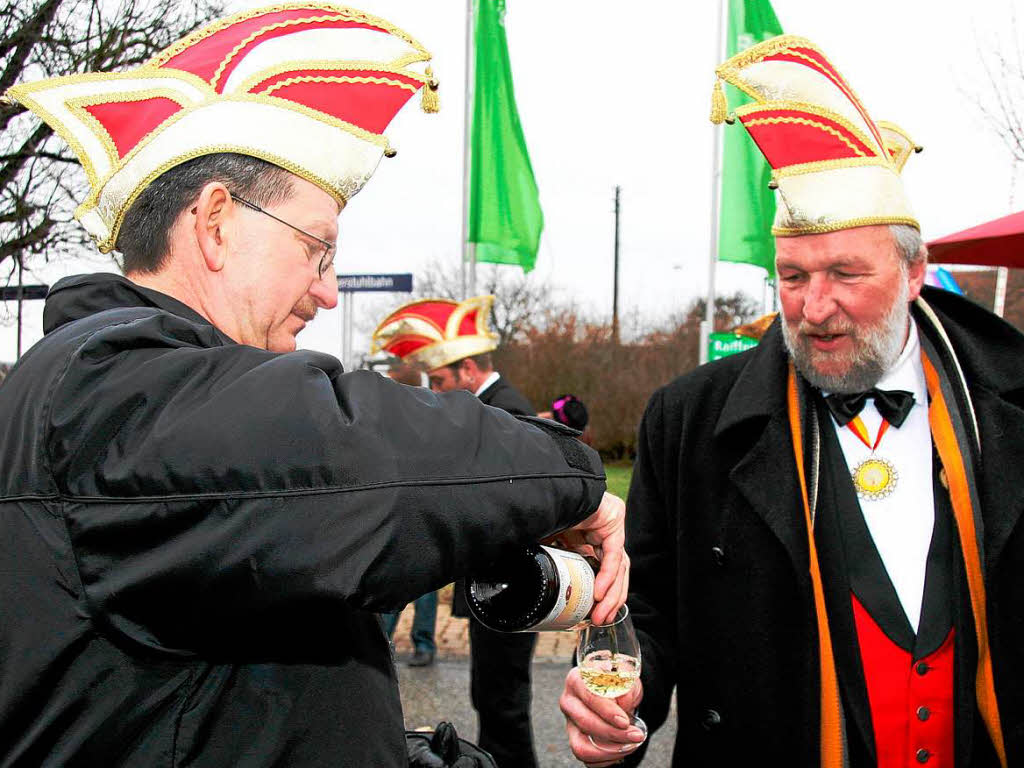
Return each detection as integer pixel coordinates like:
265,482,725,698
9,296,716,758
116,153,295,275
890,224,927,269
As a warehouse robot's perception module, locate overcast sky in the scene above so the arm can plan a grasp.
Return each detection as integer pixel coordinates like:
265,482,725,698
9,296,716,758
2,0,1021,362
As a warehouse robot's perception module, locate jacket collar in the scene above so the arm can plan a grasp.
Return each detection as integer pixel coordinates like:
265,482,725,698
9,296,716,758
714,319,790,438
43,272,230,342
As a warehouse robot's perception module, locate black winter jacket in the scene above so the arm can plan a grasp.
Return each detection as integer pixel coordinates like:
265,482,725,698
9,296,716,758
0,273,606,767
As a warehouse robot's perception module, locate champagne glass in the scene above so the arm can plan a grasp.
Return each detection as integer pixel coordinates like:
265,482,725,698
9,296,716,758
576,605,648,751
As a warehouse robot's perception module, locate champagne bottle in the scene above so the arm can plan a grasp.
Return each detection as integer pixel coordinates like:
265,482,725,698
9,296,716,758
465,544,596,632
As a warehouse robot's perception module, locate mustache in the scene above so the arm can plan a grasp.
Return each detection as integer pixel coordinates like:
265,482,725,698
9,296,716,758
796,319,855,336
292,297,318,323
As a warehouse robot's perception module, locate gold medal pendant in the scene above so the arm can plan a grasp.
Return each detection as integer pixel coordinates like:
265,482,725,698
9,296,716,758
851,456,898,501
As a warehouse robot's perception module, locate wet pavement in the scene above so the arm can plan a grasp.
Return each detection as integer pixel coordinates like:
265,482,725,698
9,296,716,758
390,596,677,767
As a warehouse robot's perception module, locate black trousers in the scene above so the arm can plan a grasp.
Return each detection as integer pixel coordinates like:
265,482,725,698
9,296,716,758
469,617,538,768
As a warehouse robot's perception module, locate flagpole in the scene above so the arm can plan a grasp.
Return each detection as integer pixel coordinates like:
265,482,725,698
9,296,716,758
700,0,727,365
994,266,1008,317
460,0,475,299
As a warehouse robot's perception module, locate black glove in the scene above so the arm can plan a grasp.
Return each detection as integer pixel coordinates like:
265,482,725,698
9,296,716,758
406,722,497,768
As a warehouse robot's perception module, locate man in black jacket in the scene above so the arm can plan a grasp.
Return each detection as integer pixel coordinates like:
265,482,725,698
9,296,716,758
0,6,628,766
561,35,1020,767
372,295,549,768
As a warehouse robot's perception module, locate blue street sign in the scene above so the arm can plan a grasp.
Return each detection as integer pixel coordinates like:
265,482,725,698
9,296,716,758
0,284,48,300
337,273,413,293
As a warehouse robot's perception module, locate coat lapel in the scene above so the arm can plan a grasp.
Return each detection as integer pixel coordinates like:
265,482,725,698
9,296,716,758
971,389,1024,571
914,288,1024,576
715,322,810,583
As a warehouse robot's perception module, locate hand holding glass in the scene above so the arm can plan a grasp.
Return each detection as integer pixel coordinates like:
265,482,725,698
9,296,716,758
576,605,647,751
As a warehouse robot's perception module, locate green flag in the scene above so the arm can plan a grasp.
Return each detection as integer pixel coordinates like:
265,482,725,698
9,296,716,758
468,0,543,272
718,0,783,278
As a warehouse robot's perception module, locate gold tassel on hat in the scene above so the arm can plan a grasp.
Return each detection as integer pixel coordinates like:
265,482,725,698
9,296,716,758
710,79,728,125
421,66,440,113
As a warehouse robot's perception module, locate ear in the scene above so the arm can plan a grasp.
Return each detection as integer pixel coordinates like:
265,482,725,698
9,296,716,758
906,247,927,301
192,182,233,272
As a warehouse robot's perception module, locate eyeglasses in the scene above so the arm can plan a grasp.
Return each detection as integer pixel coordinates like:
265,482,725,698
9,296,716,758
230,193,336,279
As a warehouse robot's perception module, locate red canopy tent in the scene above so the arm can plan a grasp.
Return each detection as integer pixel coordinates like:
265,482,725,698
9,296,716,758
927,209,1024,268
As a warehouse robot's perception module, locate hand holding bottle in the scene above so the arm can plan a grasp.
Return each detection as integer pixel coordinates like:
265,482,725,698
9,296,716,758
465,492,628,633
557,492,628,626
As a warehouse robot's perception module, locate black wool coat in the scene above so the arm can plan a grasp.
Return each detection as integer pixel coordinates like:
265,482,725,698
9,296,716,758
0,274,605,767
623,287,1024,767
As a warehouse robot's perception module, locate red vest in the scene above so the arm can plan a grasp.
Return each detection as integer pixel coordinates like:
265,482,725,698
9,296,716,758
852,594,955,768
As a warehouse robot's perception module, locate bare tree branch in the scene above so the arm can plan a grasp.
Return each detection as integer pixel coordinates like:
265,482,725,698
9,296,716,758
0,0,223,281
969,12,1024,168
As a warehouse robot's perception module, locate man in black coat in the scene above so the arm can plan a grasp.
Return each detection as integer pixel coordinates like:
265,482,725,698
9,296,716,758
372,296,547,768
561,35,1021,767
0,7,629,766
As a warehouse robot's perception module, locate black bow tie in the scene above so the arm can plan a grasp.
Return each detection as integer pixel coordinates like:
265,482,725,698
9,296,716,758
824,388,916,428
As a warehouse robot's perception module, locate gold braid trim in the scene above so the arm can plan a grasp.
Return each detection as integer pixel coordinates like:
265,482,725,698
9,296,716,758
78,91,386,211
65,88,193,174
147,3,430,71
233,58,429,95
743,116,868,158
772,156,888,178
209,14,428,91
84,143,349,253
371,296,456,339
772,215,919,237
776,47,884,152
5,69,214,189
716,34,819,79
260,74,416,96
716,34,887,159
76,91,385,248
735,100,883,162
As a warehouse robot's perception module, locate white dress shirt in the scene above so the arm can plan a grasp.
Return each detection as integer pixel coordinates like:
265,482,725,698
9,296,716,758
474,371,500,398
827,321,933,632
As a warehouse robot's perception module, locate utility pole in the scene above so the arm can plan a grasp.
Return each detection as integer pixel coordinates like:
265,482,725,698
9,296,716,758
612,185,621,345
16,255,24,360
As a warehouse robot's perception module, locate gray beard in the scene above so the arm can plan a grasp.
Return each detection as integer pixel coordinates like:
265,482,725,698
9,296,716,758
781,279,910,394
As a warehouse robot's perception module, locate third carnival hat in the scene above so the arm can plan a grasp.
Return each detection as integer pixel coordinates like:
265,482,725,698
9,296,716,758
3,3,439,253
371,296,499,370
711,35,921,236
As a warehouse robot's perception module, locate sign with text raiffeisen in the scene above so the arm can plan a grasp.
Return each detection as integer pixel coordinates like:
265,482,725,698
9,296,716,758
708,332,759,362
337,274,413,293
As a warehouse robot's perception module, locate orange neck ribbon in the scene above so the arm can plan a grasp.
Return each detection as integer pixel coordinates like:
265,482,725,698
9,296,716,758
846,416,890,452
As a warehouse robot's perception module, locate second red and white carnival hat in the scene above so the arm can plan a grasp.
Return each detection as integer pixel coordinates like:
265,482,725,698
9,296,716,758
371,296,499,370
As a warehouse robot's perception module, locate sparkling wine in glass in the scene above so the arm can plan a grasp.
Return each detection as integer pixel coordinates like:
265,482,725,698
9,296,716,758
576,605,647,751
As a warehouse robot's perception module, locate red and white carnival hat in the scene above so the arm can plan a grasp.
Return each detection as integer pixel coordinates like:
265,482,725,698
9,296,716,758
712,35,920,236
4,3,439,252
371,296,499,370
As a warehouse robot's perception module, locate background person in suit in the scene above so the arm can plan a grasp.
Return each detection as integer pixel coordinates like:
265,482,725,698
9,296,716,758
373,296,543,768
